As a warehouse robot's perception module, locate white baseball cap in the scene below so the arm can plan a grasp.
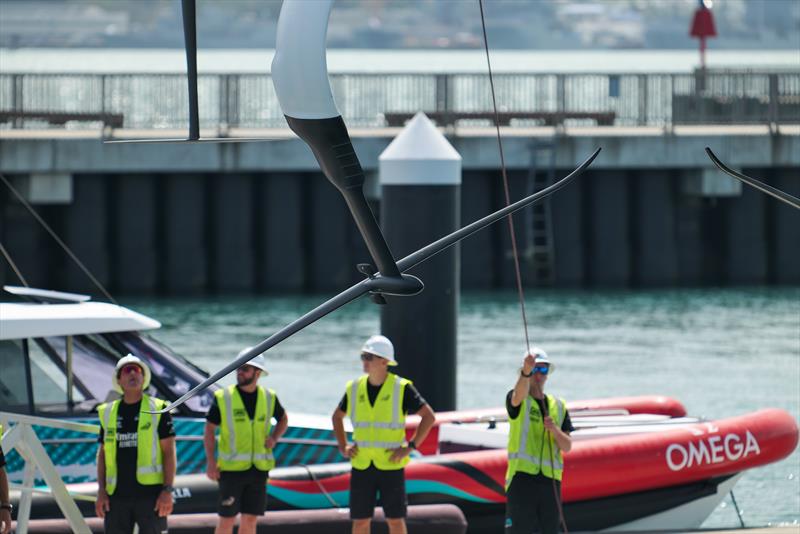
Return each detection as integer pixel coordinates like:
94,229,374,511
361,335,398,366
237,347,269,376
527,346,555,372
112,354,152,393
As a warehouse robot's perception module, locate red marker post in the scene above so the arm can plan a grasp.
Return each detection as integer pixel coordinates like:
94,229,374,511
690,0,717,85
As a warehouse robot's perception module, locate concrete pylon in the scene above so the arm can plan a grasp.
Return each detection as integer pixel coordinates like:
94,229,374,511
379,112,461,411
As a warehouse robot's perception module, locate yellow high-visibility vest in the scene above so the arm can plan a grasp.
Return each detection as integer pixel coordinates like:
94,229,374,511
505,394,566,489
98,395,167,495
346,373,410,471
215,385,276,472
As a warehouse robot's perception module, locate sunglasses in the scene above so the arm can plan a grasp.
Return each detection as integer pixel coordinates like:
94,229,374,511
120,364,142,376
360,353,375,362
532,365,550,375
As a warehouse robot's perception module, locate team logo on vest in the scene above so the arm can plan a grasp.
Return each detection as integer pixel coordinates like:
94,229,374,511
528,407,542,422
234,408,246,418
359,393,366,403
141,421,152,430
381,394,390,401
666,431,761,471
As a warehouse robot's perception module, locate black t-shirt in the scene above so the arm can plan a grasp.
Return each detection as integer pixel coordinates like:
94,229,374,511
505,391,574,433
205,386,286,426
0,446,5,468
338,379,427,415
97,399,176,498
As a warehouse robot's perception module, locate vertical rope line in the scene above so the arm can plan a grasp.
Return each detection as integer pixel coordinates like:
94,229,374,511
0,172,117,304
478,4,569,533
477,0,531,354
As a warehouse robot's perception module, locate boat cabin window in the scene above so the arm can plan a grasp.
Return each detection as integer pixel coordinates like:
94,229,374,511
29,338,87,407
0,340,30,412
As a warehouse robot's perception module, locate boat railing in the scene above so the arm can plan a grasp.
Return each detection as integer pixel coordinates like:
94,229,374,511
1,411,97,534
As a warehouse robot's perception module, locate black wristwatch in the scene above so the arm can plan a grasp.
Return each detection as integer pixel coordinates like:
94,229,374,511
408,440,416,450
161,485,174,494
521,369,533,378
0,502,12,512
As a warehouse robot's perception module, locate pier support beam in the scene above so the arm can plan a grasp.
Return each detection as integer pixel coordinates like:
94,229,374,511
62,174,110,295
725,169,767,284
588,171,630,287
212,173,254,293
258,173,306,292
634,170,678,286
164,174,207,295
772,168,800,284
551,174,584,287
460,171,494,289
114,174,157,294
380,113,461,411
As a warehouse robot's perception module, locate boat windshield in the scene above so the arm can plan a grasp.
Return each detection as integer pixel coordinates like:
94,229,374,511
0,332,214,417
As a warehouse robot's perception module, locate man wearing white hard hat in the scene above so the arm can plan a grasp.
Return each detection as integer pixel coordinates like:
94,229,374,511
505,348,573,534
203,349,288,534
95,354,176,534
332,335,436,534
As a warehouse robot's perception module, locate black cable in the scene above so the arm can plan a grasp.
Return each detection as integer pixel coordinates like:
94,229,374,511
0,172,117,304
0,241,29,287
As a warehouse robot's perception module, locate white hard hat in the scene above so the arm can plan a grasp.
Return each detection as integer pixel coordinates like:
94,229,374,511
361,335,398,366
527,347,555,372
238,347,268,376
112,354,152,393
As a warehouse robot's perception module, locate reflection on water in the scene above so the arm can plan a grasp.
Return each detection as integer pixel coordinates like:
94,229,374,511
126,287,799,528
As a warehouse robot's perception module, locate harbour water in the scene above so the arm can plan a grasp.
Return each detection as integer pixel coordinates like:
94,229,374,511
124,287,800,528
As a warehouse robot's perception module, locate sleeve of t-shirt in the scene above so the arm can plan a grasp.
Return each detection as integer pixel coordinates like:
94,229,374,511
338,393,348,413
158,411,176,439
206,396,222,425
506,390,521,419
402,383,427,414
561,410,574,433
272,396,286,422
98,427,104,444
0,447,6,468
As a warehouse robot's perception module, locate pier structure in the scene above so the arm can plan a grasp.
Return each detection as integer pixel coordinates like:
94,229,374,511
0,126,798,295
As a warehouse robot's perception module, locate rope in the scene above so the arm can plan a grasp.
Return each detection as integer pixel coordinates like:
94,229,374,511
0,241,29,287
729,490,746,528
298,464,342,509
477,0,531,355
478,3,568,532
0,172,117,304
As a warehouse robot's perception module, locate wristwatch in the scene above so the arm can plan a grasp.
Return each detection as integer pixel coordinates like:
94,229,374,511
161,485,174,494
408,440,416,450
0,502,12,512
521,369,533,377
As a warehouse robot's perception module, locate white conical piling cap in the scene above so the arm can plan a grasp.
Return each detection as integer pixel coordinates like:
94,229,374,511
379,112,462,185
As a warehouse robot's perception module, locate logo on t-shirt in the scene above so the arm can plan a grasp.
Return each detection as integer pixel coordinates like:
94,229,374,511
117,431,138,449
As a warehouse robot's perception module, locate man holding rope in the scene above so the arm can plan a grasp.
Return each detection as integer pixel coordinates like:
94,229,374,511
505,348,573,534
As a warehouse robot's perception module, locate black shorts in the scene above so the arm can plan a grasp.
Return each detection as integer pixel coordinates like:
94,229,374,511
218,468,269,517
349,465,407,520
505,472,561,534
105,494,168,534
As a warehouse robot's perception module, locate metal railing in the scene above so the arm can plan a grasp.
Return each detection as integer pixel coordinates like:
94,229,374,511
0,70,798,130
1,412,97,534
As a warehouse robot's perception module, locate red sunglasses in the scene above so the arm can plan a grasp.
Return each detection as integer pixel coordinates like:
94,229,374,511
120,364,143,376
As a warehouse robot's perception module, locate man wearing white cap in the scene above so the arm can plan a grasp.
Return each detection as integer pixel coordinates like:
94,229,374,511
505,348,573,534
204,351,288,534
332,335,436,534
95,354,176,534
